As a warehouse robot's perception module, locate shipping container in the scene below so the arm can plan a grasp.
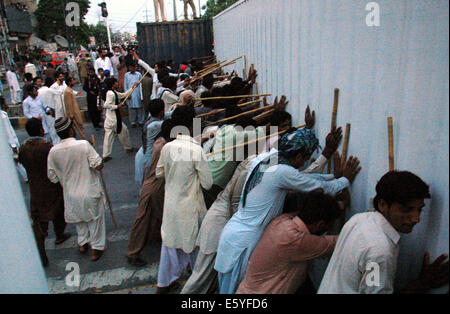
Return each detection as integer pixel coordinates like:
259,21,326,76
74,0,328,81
137,19,214,66
213,0,449,293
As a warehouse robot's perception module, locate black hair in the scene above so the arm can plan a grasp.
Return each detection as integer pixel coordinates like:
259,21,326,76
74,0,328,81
270,110,292,127
200,91,214,108
24,72,33,81
26,84,37,94
0,96,5,107
234,116,257,129
172,105,196,129
44,77,54,87
25,118,43,137
202,74,214,90
157,118,176,142
106,78,117,91
47,63,54,68
373,171,430,211
149,99,165,117
295,191,341,225
33,76,42,84
162,76,177,90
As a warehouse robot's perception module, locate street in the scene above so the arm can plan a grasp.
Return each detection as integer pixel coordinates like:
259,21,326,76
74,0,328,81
15,117,188,294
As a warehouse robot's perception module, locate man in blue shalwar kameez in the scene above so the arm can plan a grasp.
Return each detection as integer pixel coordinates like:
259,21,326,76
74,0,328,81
124,62,144,127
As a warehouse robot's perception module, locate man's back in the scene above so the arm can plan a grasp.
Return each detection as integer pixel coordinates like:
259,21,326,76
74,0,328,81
318,211,400,294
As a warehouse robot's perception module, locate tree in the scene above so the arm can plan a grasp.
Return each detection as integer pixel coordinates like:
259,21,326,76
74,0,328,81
35,0,90,49
87,22,109,48
202,0,239,19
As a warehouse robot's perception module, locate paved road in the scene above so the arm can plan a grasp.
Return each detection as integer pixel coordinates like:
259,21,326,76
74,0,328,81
16,118,189,294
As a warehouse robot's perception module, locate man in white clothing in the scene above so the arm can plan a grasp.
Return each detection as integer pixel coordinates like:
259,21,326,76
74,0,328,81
0,96,27,182
38,77,61,144
24,59,37,79
49,72,82,120
94,48,113,76
6,68,20,104
22,85,50,139
155,106,213,294
318,171,449,294
47,117,106,261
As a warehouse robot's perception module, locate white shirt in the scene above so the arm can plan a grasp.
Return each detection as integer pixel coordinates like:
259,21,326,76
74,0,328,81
24,63,37,78
318,211,401,294
94,57,113,76
49,82,76,120
111,54,122,78
0,110,19,148
47,138,105,223
6,70,20,90
103,89,134,129
22,96,49,133
156,134,213,253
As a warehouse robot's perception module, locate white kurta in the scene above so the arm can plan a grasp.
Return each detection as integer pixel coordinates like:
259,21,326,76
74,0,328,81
22,96,49,134
47,138,105,223
94,57,113,76
156,134,213,253
24,63,37,78
6,70,20,103
38,87,61,144
318,211,401,294
49,82,68,120
1,110,19,148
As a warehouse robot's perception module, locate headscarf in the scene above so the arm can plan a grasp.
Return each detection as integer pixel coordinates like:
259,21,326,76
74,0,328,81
241,128,319,207
179,90,195,106
278,128,319,158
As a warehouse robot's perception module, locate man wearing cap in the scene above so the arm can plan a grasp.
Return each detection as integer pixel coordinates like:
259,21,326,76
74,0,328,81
214,127,362,294
47,117,106,261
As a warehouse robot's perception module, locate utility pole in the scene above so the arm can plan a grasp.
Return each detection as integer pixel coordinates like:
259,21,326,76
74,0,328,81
173,0,177,21
198,0,202,18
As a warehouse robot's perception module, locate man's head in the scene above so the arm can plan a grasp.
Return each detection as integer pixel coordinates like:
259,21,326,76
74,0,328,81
24,72,33,82
278,128,319,169
44,77,54,88
65,76,75,87
54,117,74,139
56,72,65,83
127,63,136,74
149,99,165,119
98,68,104,77
159,118,176,142
162,76,178,91
202,74,214,90
104,69,111,78
113,46,121,55
28,84,39,98
106,78,119,91
172,105,196,134
374,171,430,234
88,67,96,77
295,191,342,235
99,48,107,58
270,110,292,131
33,76,43,88
25,118,44,137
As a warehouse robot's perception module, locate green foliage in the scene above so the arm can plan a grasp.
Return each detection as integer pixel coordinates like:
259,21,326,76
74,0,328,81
35,0,90,49
202,0,239,19
87,22,109,48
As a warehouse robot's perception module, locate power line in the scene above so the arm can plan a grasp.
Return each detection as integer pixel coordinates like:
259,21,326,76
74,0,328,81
116,0,148,32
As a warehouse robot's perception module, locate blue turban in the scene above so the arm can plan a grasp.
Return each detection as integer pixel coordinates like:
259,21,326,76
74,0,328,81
278,128,319,157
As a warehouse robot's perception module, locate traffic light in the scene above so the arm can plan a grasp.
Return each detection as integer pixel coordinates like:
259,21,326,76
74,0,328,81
98,2,108,18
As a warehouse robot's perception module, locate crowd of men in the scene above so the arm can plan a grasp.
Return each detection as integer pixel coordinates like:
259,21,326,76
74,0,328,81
1,45,449,294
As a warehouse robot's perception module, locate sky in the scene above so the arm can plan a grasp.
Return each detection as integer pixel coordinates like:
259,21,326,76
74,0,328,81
84,0,208,34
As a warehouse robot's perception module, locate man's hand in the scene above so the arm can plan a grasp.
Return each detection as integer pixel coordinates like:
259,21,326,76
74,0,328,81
12,147,18,155
305,105,315,129
274,95,289,111
132,82,140,89
418,252,449,290
322,127,343,160
131,50,140,61
342,156,361,184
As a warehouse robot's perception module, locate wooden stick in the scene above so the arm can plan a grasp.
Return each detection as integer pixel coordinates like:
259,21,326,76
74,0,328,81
388,117,394,171
195,99,262,118
328,88,340,173
197,60,227,74
195,93,271,101
118,69,150,107
207,124,306,157
252,109,275,121
243,55,247,80
91,135,118,229
206,104,275,127
340,123,351,166
192,56,243,83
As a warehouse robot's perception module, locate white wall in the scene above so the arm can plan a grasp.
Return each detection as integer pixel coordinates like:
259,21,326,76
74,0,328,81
214,0,449,292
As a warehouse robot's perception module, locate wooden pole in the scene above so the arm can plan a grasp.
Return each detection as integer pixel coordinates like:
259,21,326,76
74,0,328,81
195,93,271,101
388,117,394,171
207,124,306,157
206,104,275,127
192,56,243,83
340,123,351,166
328,88,340,173
91,135,118,229
243,55,247,80
195,99,262,118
